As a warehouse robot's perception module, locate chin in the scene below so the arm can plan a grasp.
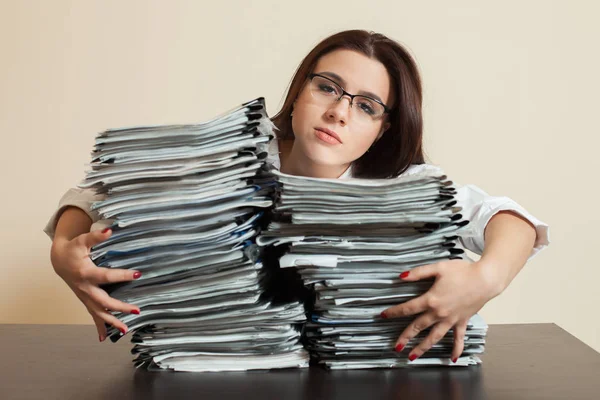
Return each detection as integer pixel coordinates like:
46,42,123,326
299,139,343,165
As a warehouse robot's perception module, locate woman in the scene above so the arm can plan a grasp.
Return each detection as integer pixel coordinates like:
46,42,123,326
46,30,549,363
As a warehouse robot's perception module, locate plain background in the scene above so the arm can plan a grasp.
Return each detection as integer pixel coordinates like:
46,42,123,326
1,1,598,352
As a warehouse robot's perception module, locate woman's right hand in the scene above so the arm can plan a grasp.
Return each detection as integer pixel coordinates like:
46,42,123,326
50,228,141,342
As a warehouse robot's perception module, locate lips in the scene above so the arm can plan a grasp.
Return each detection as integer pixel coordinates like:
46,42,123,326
315,127,342,144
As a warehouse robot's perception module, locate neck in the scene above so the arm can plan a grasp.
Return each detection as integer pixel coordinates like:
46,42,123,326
279,139,350,179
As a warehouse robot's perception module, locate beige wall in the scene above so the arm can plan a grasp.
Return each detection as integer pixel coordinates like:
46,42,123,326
1,1,598,352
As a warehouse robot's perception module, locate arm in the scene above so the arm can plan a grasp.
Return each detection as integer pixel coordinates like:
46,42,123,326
382,183,549,362
46,189,141,341
53,206,93,242
44,187,104,240
455,183,550,261
478,210,537,297
50,205,93,276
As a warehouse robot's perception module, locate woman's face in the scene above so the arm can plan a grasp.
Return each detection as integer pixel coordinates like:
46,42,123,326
291,49,394,169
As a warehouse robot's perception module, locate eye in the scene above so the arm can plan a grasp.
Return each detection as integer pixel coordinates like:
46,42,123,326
356,98,376,115
318,83,339,96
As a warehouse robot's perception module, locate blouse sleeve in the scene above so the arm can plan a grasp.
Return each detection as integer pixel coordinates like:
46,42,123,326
43,187,106,241
454,183,550,261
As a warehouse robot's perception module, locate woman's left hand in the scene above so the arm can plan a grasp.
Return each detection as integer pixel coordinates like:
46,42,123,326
381,258,504,362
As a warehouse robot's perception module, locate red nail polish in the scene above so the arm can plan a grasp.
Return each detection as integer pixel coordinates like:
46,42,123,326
102,228,111,234
395,343,405,352
119,327,127,335
380,311,388,319
409,354,418,361
133,272,142,279
452,357,458,363
400,271,410,279
131,309,140,315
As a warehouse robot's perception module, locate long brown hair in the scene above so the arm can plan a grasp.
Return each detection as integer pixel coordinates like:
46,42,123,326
271,30,425,179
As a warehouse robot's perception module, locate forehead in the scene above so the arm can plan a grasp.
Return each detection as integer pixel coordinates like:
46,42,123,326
313,49,392,104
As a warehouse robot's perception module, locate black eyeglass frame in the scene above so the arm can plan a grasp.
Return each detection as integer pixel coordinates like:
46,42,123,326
307,73,392,115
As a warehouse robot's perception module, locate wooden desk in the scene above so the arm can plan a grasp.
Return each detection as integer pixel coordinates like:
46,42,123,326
1,323,598,399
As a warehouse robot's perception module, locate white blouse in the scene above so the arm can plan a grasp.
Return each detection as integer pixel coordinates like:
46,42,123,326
44,139,550,261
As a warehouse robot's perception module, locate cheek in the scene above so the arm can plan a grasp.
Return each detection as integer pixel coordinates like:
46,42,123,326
290,110,303,137
291,102,317,136
349,126,382,153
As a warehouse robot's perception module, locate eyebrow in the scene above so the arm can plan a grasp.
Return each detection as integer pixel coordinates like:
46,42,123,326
317,71,386,105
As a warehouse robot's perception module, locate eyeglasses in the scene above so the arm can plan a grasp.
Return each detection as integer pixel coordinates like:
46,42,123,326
307,73,391,122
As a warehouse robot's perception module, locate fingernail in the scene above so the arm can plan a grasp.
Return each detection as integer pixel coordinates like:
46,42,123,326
99,335,104,342
102,228,111,234
395,343,405,352
119,327,127,335
380,311,388,319
131,309,140,315
452,357,458,363
133,271,142,279
409,354,418,361
400,271,410,279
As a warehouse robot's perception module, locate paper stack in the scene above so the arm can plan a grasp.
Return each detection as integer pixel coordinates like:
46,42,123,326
80,98,309,371
257,168,488,369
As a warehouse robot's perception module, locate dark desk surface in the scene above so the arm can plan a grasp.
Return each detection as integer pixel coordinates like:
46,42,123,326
1,323,598,400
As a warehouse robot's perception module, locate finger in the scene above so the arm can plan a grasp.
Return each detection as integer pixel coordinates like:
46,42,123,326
89,286,140,315
81,296,129,337
89,306,130,336
76,228,112,251
78,288,106,341
407,321,453,361
394,312,437,353
90,312,108,342
381,295,429,319
399,262,443,281
84,266,142,285
451,320,468,363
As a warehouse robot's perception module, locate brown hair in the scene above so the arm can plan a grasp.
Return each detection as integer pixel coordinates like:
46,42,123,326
271,30,426,179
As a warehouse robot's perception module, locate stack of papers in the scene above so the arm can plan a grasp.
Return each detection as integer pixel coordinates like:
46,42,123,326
257,169,488,369
80,98,309,371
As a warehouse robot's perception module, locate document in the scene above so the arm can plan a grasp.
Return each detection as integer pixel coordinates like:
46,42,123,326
82,98,309,372
257,167,488,368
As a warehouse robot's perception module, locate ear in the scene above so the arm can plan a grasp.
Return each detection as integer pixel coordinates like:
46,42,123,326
376,121,391,142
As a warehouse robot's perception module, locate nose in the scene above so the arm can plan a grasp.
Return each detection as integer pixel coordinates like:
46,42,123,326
326,95,351,125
